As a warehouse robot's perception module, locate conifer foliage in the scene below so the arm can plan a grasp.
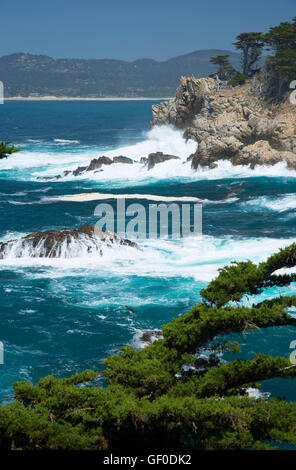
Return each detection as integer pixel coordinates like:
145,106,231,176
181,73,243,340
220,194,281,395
1,243,296,450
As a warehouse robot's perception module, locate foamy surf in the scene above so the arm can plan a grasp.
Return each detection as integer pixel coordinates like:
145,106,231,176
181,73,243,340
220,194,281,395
53,139,80,144
1,234,294,285
34,158,296,189
243,193,296,213
50,192,208,203
0,226,137,260
45,192,238,206
131,329,163,349
2,125,296,185
34,159,296,188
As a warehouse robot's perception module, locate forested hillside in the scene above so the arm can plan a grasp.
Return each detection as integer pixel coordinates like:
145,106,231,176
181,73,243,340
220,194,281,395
0,50,241,97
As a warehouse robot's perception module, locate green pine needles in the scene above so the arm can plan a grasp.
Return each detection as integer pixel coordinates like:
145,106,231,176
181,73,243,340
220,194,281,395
210,16,296,98
0,142,20,160
1,242,296,450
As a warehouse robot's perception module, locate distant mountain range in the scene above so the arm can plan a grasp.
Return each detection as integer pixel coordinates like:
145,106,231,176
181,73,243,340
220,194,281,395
0,50,242,98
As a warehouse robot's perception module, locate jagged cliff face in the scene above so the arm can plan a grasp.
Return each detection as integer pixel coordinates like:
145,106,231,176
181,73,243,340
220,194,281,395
151,77,296,169
151,77,216,128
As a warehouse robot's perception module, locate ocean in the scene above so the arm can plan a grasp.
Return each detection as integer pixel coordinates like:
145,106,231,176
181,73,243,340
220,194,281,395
0,100,296,403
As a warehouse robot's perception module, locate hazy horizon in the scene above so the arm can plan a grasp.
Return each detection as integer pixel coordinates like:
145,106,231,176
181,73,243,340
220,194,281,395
0,48,240,62
1,0,295,61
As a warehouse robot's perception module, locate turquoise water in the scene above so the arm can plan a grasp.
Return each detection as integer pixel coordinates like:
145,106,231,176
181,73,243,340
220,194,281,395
0,100,296,403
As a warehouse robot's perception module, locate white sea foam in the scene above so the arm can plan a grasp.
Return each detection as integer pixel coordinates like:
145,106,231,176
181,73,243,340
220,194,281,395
246,388,270,399
243,193,296,213
103,125,197,162
1,233,294,284
38,158,296,189
8,200,31,205
131,329,163,349
49,192,231,204
43,158,296,187
53,139,80,144
0,149,97,171
274,267,296,275
0,231,28,243
0,231,137,260
55,193,202,203
0,125,195,173
2,125,296,185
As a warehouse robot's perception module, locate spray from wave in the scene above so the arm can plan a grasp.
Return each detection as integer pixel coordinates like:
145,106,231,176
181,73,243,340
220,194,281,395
0,226,137,260
2,125,296,185
243,193,296,213
1,233,294,285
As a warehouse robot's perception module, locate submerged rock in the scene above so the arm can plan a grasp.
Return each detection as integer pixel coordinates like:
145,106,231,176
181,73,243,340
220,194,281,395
0,225,137,259
126,306,136,315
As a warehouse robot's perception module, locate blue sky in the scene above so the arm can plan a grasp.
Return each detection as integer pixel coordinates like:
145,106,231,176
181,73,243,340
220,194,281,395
1,0,295,60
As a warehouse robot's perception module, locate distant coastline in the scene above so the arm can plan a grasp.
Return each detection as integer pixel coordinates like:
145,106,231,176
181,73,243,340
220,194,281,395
5,96,171,101
0,50,241,99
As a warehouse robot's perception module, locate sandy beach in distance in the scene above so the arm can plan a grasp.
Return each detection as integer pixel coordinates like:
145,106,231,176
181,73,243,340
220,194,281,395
5,96,171,101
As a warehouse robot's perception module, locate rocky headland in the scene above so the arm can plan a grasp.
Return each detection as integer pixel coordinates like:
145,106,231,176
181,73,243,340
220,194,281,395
37,76,296,181
151,76,296,170
0,225,137,259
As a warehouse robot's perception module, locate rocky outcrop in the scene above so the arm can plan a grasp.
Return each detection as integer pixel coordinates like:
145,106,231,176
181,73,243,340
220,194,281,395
140,330,163,344
86,156,113,171
233,140,296,169
113,155,133,164
37,155,134,180
141,151,180,170
73,156,113,176
151,76,216,128
139,330,163,346
0,225,137,259
37,150,181,181
152,77,296,170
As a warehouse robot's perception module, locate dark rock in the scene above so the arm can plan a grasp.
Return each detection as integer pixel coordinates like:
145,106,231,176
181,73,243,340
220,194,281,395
126,306,136,315
195,353,220,370
139,330,163,345
145,152,180,170
36,176,54,181
0,225,138,259
73,166,87,176
86,156,113,171
113,155,133,164
47,156,115,180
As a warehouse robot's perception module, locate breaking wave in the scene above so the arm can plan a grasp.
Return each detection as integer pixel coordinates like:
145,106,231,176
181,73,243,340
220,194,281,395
243,193,296,213
53,139,80,145
1,232,294,286
2,125,296,185
0,230,137,260
47,192,238,204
